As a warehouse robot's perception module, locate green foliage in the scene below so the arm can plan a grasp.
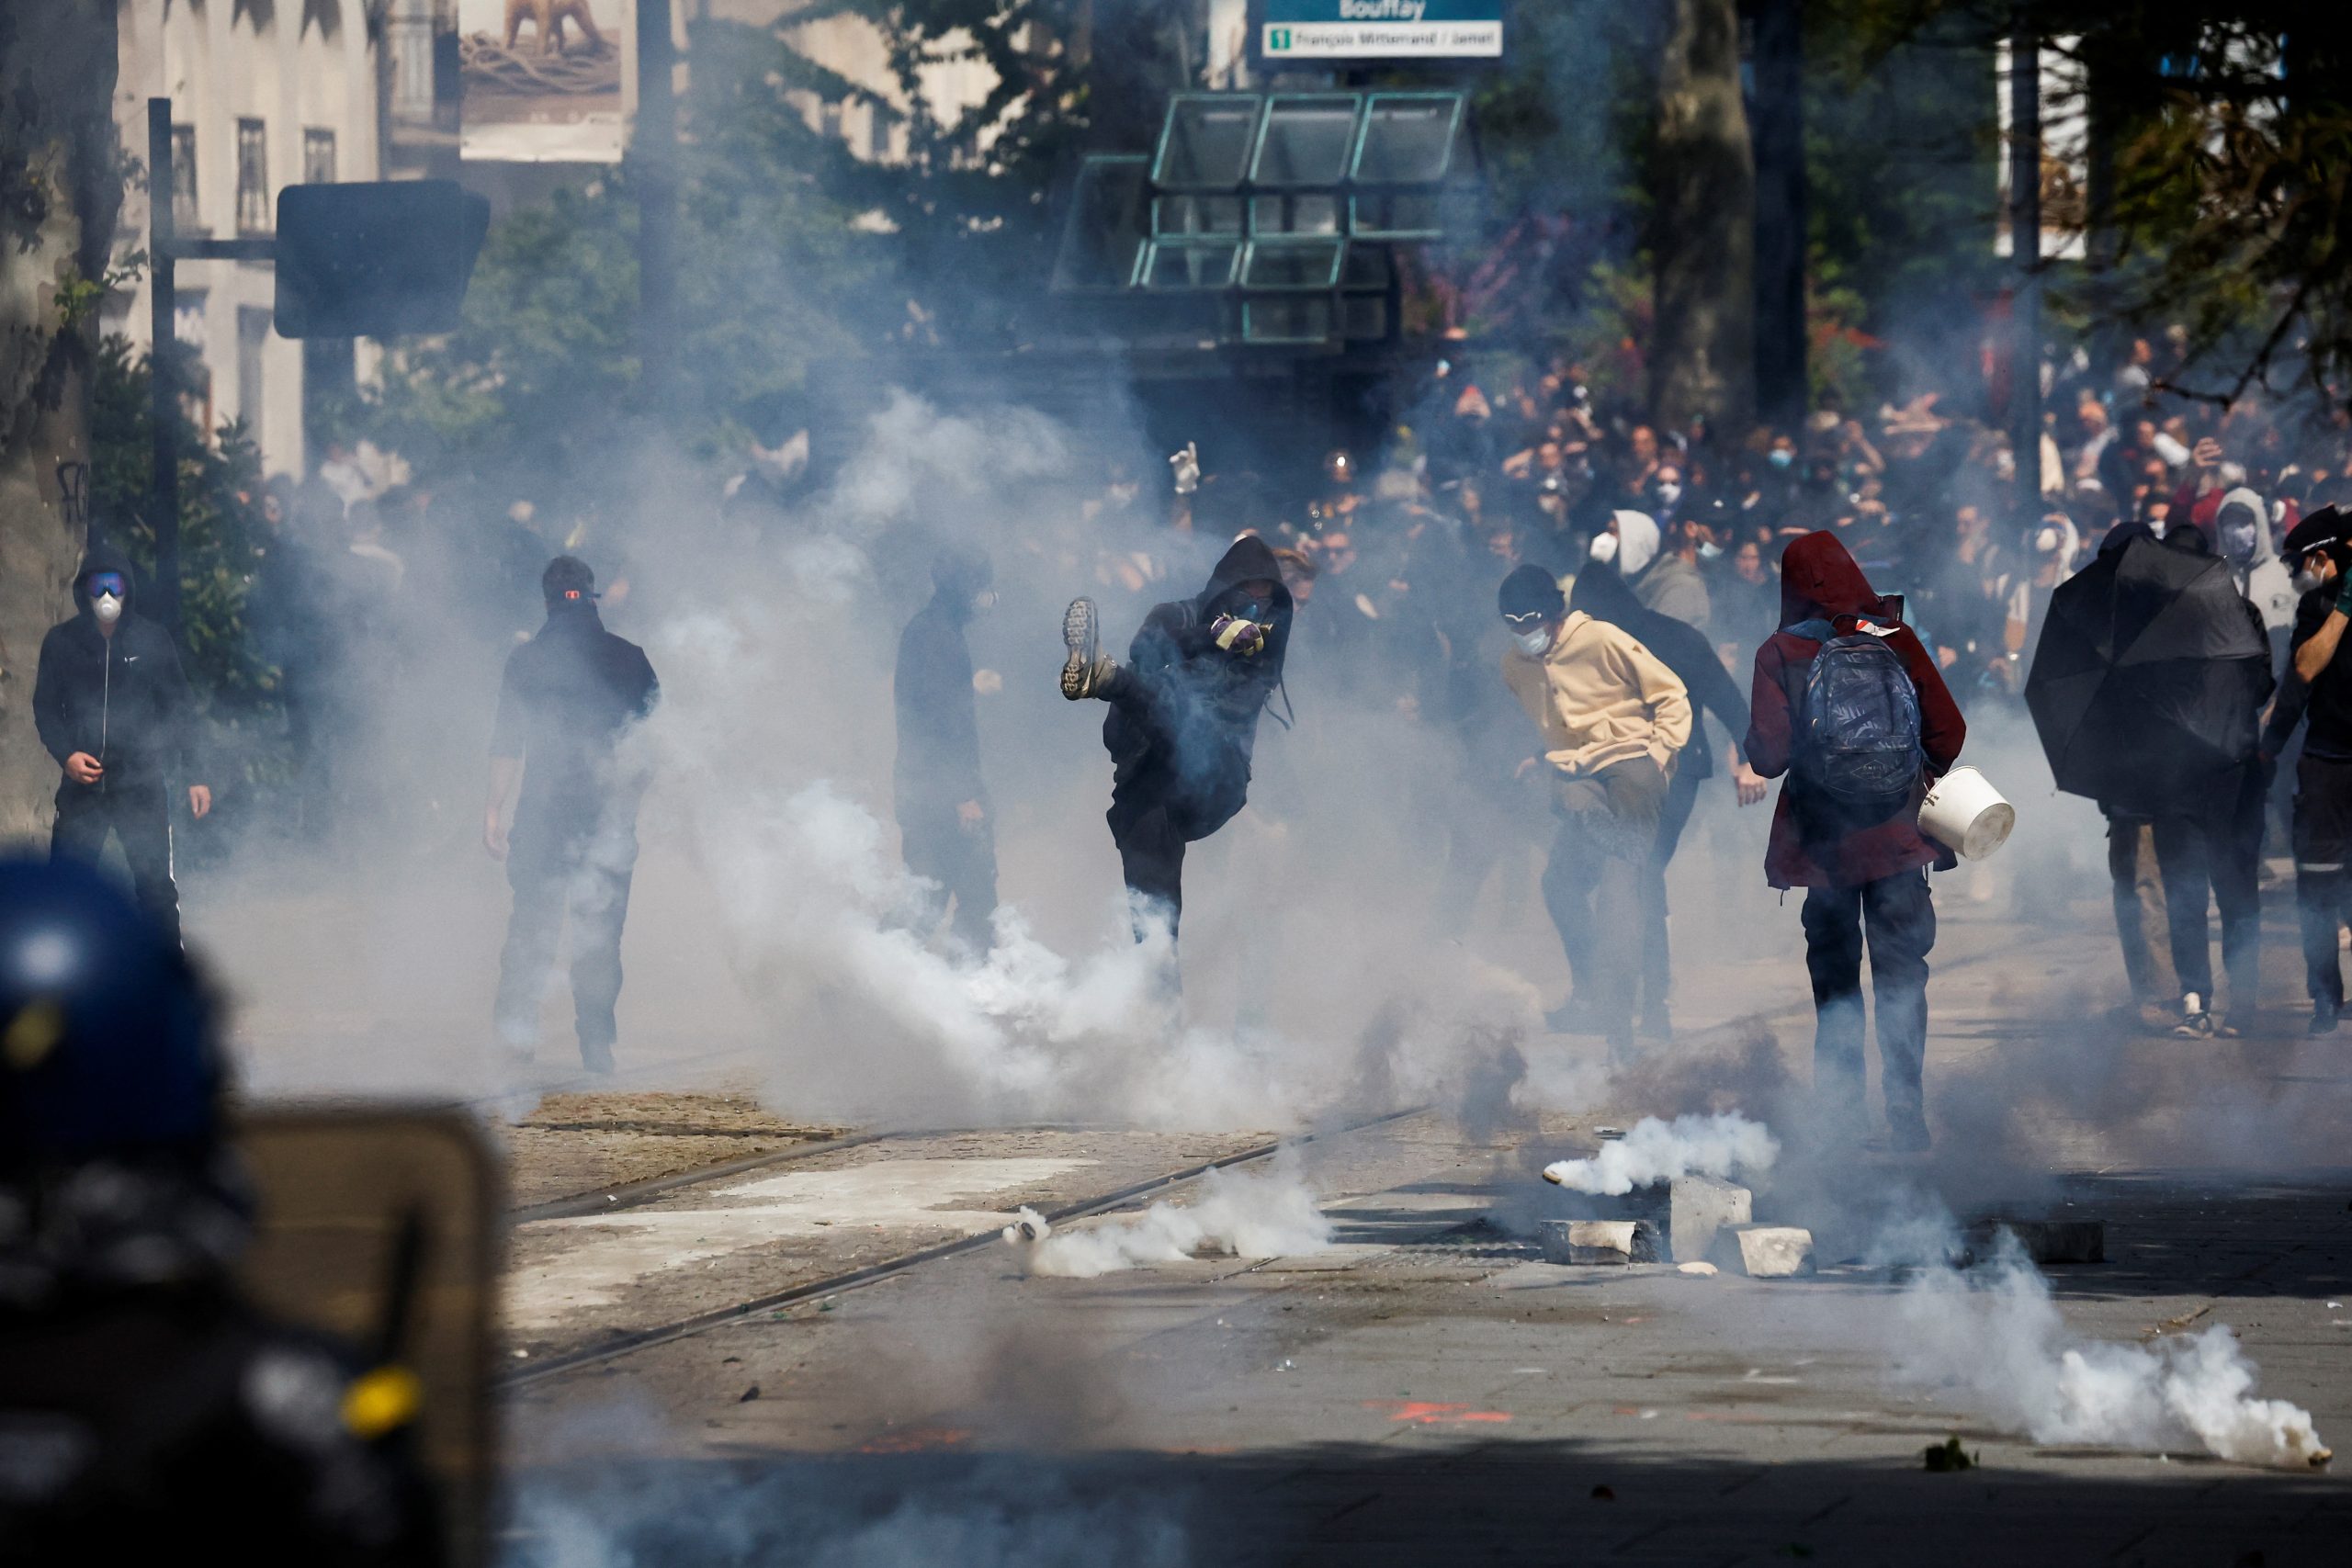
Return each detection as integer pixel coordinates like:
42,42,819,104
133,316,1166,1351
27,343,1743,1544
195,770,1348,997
87,334,277,717
363,17,877,491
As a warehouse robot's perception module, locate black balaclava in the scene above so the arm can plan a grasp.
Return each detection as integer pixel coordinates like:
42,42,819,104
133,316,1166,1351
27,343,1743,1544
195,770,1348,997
543,554,598,614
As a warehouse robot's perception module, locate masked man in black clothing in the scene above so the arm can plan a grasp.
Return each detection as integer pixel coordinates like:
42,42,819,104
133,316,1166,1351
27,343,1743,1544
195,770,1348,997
896,547,998,951
2262,506,2352,1032
33,544,211,944
484,558,659,1072
1059,536,1292,937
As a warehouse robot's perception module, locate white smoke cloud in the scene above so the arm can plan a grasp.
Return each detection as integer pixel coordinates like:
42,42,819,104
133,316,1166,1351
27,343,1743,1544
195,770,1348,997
1013,1163,1333,1279
1896,1235,2330,1469
1541,1112,1779,1195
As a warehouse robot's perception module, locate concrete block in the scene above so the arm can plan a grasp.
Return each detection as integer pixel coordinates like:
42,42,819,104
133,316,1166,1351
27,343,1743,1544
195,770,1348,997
1547,1178,1753,1264
1729,1224,1815,1278
1664,1176,1751,1264
1970,1218,2104,1265
1537,1218,1660,1266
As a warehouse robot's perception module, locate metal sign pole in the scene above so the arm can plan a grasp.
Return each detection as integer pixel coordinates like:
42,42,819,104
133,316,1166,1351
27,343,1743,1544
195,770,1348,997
147,96,181,631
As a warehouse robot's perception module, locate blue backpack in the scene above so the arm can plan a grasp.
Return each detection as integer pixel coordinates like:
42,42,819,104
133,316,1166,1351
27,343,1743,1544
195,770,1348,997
1784,617,1925,822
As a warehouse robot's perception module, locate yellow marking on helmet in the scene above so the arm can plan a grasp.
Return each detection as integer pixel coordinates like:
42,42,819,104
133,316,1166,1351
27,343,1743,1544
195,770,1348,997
3,1001,65,1070
341,1364,424,1438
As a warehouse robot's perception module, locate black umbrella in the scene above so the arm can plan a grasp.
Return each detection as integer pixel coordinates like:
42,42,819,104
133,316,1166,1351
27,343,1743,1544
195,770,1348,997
2026,534,2274,816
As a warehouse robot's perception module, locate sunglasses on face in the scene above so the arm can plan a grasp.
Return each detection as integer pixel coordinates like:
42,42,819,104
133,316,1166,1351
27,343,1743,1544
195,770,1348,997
85,573,126,598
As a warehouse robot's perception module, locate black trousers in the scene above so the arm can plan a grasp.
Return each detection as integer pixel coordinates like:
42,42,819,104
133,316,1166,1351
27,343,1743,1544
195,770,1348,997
495,813,637,1056
1541,757,1668,1047
899,803,999,951
2293,755,2352,1010
1801,867,1935,1122
2152,767,2266,1012
1110,792,1187,937
51,783,180,945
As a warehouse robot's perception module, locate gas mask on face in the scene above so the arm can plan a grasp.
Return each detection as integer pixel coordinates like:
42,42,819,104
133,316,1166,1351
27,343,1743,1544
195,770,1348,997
86,570,125,626
1588,532,1619,564
2218,511,2259,565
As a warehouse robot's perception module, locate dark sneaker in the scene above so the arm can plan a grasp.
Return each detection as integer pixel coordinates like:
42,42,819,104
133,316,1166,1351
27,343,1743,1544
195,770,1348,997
2174,1008,2215,1039
2210,1012,2243,1039
1060,597,1117,699
2312,1000,2341,1036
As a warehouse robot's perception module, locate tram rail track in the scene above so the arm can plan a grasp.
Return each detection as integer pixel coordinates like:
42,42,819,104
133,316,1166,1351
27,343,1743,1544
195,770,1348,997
498,1105,1430,1390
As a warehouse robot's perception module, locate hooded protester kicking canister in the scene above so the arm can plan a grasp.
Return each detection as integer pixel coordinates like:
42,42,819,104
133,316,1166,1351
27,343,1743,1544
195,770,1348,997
1496,562,1691,1060
484,557,660,1073
32,543,212,945
1059,535,1294,939
1745,531,1965,1152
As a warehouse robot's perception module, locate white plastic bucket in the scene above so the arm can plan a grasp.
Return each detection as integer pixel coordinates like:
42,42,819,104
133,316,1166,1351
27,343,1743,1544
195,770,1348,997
1918,766,2015,861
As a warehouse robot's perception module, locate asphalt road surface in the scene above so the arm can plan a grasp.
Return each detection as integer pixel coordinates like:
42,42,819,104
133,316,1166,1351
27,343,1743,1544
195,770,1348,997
454,881,2352,1566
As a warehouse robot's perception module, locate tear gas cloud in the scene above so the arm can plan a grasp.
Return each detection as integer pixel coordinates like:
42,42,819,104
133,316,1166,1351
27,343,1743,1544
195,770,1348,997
1894,1234,2329,1469
1008,1163,1334,1279
1541,1111,1777,1194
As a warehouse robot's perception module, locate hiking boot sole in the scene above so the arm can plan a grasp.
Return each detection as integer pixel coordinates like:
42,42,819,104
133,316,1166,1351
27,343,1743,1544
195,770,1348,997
1061,597,1101,699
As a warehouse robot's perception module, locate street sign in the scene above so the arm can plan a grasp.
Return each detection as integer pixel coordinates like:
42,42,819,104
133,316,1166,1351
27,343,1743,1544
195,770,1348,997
273,180,492,339
1258,0,1505,62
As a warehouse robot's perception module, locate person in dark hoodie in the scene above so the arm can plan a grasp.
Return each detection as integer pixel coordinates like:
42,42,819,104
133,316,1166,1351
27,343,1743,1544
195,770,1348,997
1744,532,1966,1151
1059,536,1292,937
483,558,659,1073
2260,506,2352,1032
32,543,211,944
1567,563,1765,1039
895,547,998,951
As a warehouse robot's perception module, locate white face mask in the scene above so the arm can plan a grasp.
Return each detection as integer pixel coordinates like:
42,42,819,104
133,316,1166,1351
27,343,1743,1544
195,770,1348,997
1513,625,1554,657
2296,568,2328,596
93,592,122,626
2035,525,2062,554
1697,540,1723,561
1588,532,1619,564
970,590,998,615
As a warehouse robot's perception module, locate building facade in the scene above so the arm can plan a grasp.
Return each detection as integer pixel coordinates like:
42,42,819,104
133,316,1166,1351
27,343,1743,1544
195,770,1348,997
108,0,381,480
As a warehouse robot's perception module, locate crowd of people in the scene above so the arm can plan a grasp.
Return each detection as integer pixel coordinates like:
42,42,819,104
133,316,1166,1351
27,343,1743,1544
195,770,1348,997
33,327,2352,1137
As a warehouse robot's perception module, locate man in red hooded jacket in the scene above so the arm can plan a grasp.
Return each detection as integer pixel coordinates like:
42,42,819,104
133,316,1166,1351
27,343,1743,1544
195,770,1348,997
1744,532,1967,1151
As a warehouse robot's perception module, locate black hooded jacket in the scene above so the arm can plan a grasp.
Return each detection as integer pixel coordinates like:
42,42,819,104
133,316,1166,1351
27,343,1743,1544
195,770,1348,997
1568,562,1747,782
490,600,660,836
32,545,199,796
1105,535,1294,835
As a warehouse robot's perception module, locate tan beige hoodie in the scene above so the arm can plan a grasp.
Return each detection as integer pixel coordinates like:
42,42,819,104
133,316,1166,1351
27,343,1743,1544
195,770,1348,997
1501,610,1692,777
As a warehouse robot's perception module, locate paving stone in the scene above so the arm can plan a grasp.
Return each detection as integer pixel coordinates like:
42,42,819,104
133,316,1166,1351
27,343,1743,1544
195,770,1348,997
1729,1224,1815,1278
1537,1219,1660,1265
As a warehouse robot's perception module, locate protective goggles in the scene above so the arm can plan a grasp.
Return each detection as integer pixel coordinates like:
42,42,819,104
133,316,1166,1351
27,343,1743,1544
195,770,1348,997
85,571,126,599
